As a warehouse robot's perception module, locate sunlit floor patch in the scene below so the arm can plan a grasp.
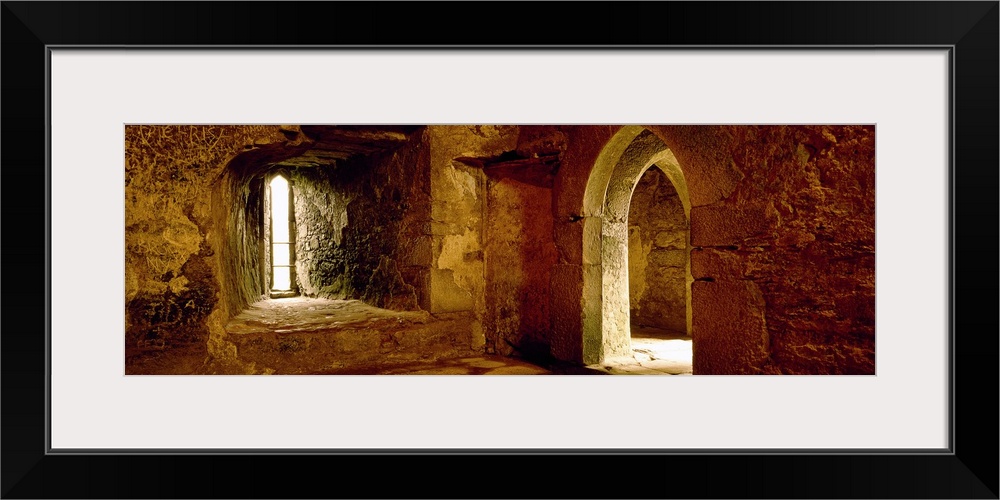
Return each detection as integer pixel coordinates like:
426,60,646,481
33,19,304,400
592,326,693,375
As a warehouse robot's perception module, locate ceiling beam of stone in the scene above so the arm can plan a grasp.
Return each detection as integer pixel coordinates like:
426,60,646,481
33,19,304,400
456,152,561,189
271,125,422,167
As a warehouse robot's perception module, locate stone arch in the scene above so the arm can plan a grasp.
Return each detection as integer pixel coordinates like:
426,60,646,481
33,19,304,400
581,127,691,364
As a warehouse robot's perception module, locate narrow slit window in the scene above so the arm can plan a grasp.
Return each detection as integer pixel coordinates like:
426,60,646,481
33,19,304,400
270,175,293,292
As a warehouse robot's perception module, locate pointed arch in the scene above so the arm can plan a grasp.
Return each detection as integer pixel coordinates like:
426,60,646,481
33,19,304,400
581,128,691,364
266,171,298,297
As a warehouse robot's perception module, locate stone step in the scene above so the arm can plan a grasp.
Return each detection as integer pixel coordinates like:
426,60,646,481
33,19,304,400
227,316,475,374
218,298,476,374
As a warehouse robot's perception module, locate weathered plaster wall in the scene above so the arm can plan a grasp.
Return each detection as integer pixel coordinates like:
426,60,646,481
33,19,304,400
427,125,519,351
484,177,559,359
627,167,688,334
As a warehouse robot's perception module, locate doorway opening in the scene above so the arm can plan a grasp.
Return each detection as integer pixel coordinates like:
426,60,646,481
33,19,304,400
626,165,692,373
581,127,693,372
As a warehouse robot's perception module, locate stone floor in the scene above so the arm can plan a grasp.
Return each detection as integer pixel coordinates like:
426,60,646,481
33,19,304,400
312,355,552,375
226,297,433,336
221,297,692,375
590,326,693,375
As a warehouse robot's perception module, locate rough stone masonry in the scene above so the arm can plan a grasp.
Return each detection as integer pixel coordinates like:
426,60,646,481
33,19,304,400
125,125,875,375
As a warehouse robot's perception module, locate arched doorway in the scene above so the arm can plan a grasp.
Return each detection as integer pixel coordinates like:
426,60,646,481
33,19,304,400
580,127,692,368
626,164,692,373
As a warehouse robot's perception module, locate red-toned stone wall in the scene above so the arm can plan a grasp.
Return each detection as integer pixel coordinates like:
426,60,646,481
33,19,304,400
674,125,876,374
484,176,559,359
553,125,875,374
549,126,622,362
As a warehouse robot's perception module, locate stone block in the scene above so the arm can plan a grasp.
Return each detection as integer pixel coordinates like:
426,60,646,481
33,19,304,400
554,219,583,265
405,235,434,267
691,280,769,374
690,203,775,247
690,248,743,280
582,217,603,266
653,231,687,249
430,268,473,313
549,264,584,363
648,249,687,269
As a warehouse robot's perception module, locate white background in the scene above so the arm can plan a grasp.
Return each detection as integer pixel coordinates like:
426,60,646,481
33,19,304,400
50,50,949,450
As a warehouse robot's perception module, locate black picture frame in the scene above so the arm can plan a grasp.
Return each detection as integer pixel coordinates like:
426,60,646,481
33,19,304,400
2,2,997,498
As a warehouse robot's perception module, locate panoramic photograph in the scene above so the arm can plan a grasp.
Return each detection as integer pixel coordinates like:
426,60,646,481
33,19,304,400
124,125,875,375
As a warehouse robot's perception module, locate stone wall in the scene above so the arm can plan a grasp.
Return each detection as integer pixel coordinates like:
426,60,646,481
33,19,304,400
211,135,318,319
124,125,293,371
285,131,430,311
426,126,519,351
484,177,559,359
344,131,430,311
552,125,875,374
287,166,347,298
549,125,620,363
126,124,875,375
675,125,877,374
125,125,432,373
627,167,689,334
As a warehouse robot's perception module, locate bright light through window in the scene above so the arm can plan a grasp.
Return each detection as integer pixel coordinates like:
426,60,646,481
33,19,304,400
270,175,292,291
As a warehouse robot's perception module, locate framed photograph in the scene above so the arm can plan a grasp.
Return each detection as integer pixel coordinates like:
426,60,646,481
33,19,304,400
3,2,996,498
